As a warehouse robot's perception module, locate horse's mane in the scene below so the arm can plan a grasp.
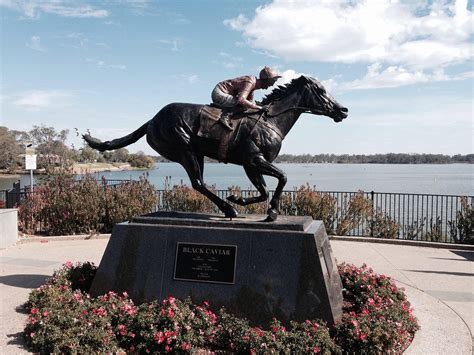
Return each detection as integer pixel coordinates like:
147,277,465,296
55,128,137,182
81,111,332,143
261,76,306,105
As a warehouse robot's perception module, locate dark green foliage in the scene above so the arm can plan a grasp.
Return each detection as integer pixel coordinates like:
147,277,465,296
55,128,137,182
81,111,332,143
0,126,25,171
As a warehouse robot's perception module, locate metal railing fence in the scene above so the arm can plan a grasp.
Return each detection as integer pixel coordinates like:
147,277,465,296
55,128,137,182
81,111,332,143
155,189,473,244
1,180,472,243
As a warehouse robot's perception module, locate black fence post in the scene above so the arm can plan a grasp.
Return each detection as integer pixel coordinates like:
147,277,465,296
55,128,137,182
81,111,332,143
370,190,375,237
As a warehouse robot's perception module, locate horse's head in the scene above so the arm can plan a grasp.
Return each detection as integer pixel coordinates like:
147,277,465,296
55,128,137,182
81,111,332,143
297,76,348,122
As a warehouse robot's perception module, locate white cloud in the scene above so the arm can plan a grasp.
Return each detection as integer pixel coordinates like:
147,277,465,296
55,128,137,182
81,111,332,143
255,69,307,98
58,32,90,50
0,0,109,18
332,64,474,90
171,74,200,84
188,75,199,84
225,0,473,87
158,39,181,52
213,52,244,70
26,35,45,52
103,20,121,26
85,58,126,70
12,90,72,110
277,69,305,85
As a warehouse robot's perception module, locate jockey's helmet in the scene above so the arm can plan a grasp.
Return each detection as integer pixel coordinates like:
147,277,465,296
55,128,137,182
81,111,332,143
259,66,282,80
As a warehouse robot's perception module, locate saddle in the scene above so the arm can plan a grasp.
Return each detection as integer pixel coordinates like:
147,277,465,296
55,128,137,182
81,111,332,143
197,105,246,162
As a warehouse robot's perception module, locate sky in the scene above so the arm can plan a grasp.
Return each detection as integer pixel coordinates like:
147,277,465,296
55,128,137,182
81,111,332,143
1,0,473,156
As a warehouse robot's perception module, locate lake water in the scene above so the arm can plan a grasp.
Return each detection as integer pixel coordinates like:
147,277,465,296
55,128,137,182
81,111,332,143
2,163,472,196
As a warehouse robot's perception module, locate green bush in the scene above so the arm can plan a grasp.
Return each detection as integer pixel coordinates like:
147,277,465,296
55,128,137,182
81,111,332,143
161,183,216,213
18,173,156,235
336,192,373,236
286,185,337,234
227,185,268,215
24,262,419,354
449,197,474,244
368,210,400,239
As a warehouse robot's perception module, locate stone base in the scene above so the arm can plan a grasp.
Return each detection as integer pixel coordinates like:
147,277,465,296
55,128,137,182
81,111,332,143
0,209,18,248
90,211,343,326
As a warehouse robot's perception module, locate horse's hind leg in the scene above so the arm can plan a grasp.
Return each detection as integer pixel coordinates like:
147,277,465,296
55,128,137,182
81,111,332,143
227,166,269,206
180,152,238,218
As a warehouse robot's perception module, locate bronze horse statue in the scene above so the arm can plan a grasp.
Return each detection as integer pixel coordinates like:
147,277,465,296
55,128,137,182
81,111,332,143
83,75,348,221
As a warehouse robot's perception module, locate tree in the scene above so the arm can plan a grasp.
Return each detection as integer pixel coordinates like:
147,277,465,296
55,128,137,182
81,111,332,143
24,125,71,170
79,146,100,163
0,126,25,171
128,151,155,169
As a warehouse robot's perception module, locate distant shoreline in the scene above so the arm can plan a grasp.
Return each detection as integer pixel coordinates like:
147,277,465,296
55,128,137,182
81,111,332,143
0,160,472,178
0,163,147,177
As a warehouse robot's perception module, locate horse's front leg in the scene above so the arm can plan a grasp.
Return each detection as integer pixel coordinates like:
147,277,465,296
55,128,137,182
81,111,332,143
244,153,287,221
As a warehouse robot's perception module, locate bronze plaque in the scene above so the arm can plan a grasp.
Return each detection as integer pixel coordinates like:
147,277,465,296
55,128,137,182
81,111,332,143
174,242,237,284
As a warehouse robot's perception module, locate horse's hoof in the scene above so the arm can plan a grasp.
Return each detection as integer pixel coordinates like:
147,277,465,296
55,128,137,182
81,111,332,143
224,208,238,219
265,208,278,222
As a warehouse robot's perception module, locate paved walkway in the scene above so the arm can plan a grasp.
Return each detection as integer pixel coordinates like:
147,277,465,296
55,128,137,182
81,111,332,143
0,237,472,354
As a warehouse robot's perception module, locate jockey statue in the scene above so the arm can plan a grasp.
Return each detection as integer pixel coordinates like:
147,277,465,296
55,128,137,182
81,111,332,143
211,66,282,129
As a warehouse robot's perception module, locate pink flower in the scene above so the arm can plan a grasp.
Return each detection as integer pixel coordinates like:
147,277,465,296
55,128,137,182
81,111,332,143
167,308,175,318
64,261,73,269
154,331,165,344
43,311,49,317
30,308,38,315
121,303,136,316
203,300,209,307
118,324,127,336
358,332,367,341
92,307,107,318
313,346,321,353
164,330,176,339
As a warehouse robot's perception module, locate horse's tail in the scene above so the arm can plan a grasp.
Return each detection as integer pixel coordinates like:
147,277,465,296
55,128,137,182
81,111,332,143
83,121,150,152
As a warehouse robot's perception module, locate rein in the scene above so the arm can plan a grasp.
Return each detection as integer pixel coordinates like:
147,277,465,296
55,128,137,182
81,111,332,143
266,106,323,117
246,105,324,140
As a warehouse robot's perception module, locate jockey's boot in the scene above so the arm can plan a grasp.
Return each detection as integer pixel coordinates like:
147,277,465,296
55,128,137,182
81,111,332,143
219,113,234,130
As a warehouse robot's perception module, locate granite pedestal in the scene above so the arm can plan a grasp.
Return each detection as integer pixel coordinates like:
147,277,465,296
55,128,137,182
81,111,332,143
90,211,343,326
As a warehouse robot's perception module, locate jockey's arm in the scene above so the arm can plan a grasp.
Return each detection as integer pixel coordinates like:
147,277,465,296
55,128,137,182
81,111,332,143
237,80,260,110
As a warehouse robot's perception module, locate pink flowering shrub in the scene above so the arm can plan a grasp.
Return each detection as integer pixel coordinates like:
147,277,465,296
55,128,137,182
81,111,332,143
24,262,419,354
333,263,419,353
24,262,119,353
